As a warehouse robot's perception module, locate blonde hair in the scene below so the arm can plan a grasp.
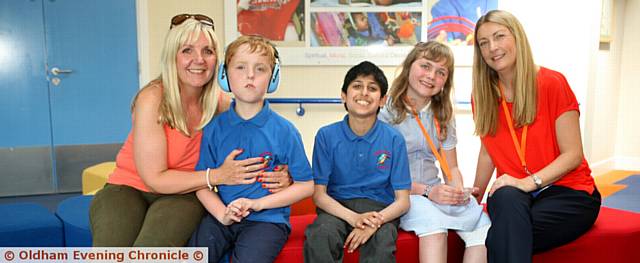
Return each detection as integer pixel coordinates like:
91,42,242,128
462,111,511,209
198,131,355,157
389,41,455,139
132,18,220,136
224,35,278,70
472,10,537,136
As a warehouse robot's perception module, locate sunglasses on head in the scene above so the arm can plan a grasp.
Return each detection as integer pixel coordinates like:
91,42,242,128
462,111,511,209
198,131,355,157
170,14,214,29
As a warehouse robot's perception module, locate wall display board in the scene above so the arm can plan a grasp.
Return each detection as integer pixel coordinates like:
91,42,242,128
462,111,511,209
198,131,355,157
226,0,498,66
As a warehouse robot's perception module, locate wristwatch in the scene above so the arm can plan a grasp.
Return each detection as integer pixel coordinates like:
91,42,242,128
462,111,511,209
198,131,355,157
422,184,432,199
531,174,543,190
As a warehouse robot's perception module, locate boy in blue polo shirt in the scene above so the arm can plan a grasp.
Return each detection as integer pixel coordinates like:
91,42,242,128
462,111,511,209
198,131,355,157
189,35,314,263
304,61,411,262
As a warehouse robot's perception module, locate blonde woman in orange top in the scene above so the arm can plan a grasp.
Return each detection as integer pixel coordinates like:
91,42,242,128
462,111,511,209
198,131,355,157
89,14,290,247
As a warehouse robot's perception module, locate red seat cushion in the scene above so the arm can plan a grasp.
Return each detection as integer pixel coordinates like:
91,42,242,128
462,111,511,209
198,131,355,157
275,214,314,262
533,206,640,263
291,197,316,216
276,206,640,263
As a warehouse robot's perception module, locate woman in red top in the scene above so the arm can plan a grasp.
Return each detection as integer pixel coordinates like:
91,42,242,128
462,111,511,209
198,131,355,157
471,10,601,263
89,14,290,247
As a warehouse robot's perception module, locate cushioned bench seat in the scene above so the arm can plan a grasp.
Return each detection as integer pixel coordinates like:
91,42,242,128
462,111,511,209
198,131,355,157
67,186,640,262
276,204,640,263
0,203,64,247
55,195,93,246
533,206,640,263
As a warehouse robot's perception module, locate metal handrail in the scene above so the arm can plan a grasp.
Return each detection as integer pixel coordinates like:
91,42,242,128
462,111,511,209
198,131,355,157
266,98,470,116
267,98,342,104
266,98,342,116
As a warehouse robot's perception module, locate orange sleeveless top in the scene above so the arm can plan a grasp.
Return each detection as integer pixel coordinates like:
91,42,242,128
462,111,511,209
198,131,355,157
107,124,202,192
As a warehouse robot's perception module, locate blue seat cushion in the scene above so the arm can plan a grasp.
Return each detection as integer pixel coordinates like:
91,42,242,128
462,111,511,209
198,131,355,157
56,195,93,247
0,202,64,246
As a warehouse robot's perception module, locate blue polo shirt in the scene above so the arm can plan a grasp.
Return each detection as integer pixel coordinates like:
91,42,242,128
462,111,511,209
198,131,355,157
196,101,313,225
313,115,411,205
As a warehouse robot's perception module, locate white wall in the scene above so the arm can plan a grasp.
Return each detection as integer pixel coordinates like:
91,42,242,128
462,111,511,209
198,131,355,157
614,0,640,171
588,0,626,174
137,0,638,186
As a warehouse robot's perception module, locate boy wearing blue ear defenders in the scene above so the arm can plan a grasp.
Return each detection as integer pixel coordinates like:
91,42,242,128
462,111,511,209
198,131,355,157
189,35,314,263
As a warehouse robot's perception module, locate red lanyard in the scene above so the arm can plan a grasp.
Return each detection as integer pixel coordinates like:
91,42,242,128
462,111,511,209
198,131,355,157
409,104,452,182
498,83,531,175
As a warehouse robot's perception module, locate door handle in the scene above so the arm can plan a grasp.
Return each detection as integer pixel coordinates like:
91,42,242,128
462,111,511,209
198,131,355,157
51,67,73,75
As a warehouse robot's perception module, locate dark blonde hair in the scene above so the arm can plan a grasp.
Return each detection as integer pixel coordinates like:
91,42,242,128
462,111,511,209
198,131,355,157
472,10,537,136
224,35,278,70
389,41,455,138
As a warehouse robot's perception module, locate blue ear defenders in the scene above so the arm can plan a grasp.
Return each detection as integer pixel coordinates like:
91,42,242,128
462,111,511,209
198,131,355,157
217,46,280,94
217,63,231,92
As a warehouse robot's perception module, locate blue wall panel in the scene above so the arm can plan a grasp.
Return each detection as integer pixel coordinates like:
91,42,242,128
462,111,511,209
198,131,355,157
0,0,138,195
45,0,138,145
0,0,52,147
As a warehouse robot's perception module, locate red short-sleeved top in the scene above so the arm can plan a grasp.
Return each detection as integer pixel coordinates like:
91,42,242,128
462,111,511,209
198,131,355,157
477,67,595,194
107,123,202,192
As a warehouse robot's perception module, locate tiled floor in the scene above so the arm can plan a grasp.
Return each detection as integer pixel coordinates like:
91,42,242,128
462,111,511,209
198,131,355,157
602,172,640,213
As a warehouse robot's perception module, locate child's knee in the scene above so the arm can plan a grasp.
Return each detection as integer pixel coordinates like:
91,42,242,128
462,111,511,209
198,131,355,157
304,222,346,260
369,223,398,245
